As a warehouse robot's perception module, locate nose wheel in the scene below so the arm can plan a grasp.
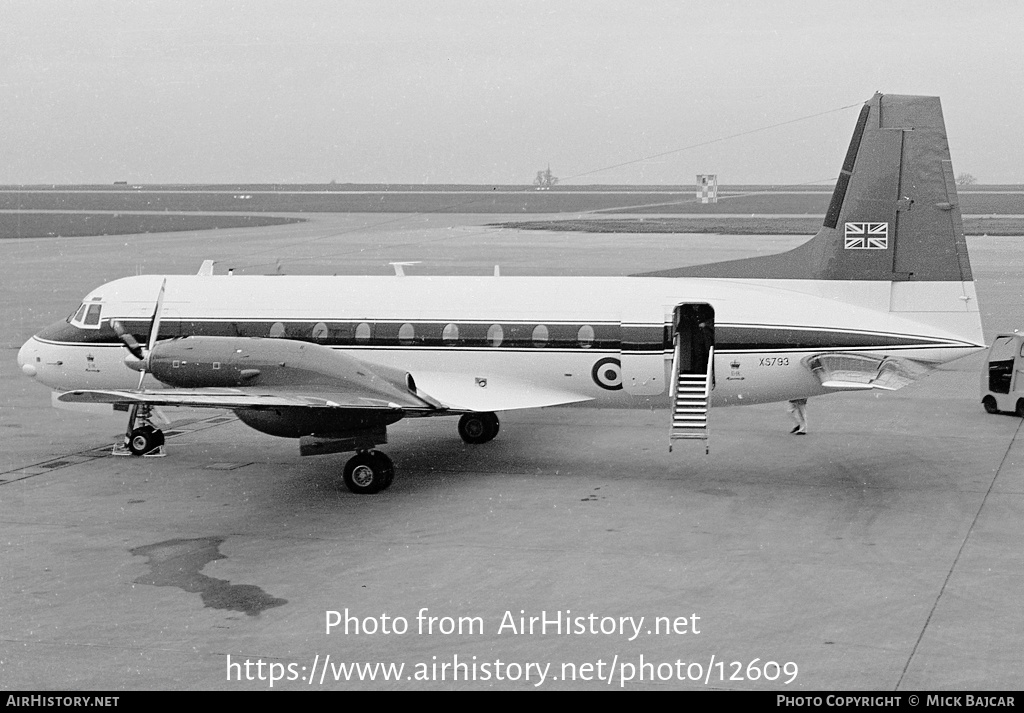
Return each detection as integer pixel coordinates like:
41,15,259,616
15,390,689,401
342,450,394,494
127,425,166,456
113,404,166,457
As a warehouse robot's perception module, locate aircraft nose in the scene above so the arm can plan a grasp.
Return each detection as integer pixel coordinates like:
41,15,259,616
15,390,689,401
17,337,38,377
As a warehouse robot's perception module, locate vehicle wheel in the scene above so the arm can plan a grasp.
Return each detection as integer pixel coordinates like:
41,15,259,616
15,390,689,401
1016,399,1024,418
458,412,500,444
369,450,395,491
127,426,164,456
343,451,390,494
982,396,999,414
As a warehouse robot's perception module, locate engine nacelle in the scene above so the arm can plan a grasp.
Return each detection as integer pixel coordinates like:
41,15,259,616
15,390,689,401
235,406,403,439
143,336,418,404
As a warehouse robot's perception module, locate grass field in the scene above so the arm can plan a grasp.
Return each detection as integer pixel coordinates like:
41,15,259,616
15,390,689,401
0,213,303,239
1,185,1022,237
3,185,1024,215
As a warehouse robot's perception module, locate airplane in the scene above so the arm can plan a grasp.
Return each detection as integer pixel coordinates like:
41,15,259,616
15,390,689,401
17,93,985,494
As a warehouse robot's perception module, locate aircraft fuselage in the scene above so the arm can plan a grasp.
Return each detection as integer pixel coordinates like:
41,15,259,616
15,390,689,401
18,273,983,410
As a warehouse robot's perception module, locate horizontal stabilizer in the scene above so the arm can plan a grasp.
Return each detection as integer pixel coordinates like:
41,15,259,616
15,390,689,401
804,354,932,392
412,372,592,412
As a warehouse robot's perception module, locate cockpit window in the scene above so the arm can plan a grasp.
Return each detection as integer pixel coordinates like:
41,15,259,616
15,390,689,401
69,302,103,329
83,304,102,326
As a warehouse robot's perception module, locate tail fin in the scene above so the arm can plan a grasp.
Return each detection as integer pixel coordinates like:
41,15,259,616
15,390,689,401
638,93,973,282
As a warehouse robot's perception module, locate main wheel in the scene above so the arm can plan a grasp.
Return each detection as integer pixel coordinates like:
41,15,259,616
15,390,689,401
342,450,393,494
369,450,395,491
982,395,999,414
127,425,165,456
458,412,500,444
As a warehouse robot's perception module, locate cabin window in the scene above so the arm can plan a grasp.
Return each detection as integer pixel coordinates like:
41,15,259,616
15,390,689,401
399,322,416,345
577,324,595,348
532,324,549,348
442,323,459,343
312,322,329,340
269,322,286,338
487,323,504,347
355,322,372,343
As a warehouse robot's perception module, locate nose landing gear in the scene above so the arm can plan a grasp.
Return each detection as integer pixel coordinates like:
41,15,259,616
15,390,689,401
113,404,166,457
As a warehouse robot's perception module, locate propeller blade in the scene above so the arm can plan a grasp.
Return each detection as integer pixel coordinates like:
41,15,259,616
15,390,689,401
112,321,145,360
123,279,167,387
146,279,167,355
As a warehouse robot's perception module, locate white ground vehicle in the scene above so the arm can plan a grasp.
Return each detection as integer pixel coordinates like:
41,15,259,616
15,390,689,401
981,333,1024,416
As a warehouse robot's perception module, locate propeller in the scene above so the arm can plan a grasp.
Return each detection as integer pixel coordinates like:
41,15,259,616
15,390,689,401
114,279,166,389
112,321,144,360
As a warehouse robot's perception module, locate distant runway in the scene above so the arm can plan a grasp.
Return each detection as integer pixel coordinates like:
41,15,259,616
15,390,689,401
1,211,1021,690
2,185,1022,218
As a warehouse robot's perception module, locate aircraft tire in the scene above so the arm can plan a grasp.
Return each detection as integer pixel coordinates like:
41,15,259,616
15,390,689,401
343,451,391,494
458,412,500,444
1017,399,1024,418
127,426,164,456
370,450,395,490
983,396,999,414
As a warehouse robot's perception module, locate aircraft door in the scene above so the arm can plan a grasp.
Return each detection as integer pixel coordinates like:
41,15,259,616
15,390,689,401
673,304,715,378
619,305,667,396
987,336,1015,395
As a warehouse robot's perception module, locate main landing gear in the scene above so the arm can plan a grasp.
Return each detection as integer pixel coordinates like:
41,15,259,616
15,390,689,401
342,450,394,495
338,412,500,495
114,404,166,457
458,412,500,444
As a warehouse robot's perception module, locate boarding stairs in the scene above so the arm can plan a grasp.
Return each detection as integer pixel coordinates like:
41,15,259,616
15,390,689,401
669,346,713,454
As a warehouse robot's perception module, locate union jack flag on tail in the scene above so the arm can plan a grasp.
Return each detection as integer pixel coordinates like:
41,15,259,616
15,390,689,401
844,222,889,249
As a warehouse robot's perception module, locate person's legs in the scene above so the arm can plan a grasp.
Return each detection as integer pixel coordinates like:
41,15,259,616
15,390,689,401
788,400,807,434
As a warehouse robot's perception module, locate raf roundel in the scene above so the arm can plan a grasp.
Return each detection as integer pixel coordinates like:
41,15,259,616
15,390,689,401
591,357,623,391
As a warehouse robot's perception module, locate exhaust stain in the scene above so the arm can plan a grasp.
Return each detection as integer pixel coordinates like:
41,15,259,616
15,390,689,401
130,537,287,617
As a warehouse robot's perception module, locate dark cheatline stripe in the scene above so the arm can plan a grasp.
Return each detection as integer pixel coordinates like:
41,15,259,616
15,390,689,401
714,325,959,351
621,324,668,352
36,318,965,353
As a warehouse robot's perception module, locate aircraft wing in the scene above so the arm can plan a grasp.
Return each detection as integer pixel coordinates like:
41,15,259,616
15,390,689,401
56,331,593,416
57,374,593,414
57,387,431,411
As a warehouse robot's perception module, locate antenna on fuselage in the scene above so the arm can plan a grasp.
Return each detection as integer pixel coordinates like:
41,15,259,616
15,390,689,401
390,261,421,276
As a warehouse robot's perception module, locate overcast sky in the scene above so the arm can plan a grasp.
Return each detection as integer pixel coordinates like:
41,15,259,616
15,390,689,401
1,1,1021,185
